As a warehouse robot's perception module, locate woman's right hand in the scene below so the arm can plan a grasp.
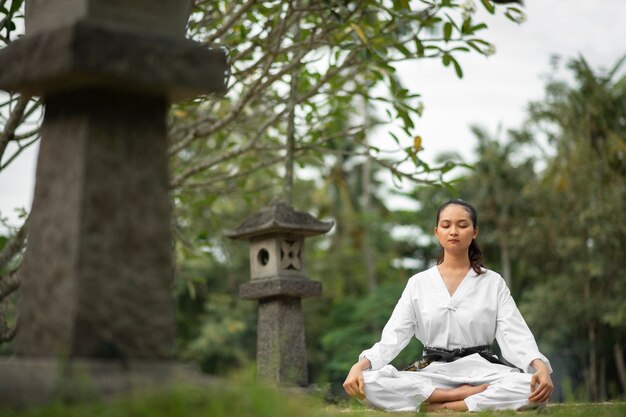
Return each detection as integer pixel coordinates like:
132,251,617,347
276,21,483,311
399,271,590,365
343,358,371,399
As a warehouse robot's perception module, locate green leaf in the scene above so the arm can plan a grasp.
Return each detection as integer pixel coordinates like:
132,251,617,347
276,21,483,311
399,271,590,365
471,23,488,33
461,17,471,35
466,38,490,54
442,180,459,195
507,6,524,14
396,42,412,58
392,170,404,187
480,0,495,14
443,22,453,42
441,160,456,173
359,48,372,60
10,0,24,14
424,45,443,53
504,8,526,24
350,23,368,44
442,54,451,67
397,0,411,9
415,37,425,56
451,56,463,78
468,38,491,46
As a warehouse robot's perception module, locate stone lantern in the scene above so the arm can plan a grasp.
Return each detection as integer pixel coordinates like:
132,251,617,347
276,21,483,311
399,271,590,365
0,0,226,406
225,201,333,386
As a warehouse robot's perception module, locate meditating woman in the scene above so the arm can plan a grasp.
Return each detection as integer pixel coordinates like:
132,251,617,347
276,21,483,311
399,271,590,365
343,199,553,412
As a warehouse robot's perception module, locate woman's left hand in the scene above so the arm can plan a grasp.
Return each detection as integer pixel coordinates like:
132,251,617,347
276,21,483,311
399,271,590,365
528,359,553,404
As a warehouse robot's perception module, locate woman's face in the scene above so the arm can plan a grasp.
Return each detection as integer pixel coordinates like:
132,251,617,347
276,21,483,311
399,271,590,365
434,204,478,256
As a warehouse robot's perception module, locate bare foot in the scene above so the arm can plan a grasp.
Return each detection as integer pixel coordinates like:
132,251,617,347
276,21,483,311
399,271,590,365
421,400,469,412
425,383,489,406
456,383,488,399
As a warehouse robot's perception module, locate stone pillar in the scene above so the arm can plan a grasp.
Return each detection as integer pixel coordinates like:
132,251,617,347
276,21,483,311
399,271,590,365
225,201,333,386
0,0,226,405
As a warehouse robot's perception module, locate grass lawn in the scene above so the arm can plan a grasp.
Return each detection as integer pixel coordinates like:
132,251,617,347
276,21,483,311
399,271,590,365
0,384,624,417
335,402,626,417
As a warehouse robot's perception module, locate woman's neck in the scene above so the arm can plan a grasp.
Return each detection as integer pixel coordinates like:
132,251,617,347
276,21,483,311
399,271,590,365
439,254,470,271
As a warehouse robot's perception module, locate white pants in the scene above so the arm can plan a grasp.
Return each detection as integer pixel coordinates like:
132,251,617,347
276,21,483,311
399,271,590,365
362,364,545,412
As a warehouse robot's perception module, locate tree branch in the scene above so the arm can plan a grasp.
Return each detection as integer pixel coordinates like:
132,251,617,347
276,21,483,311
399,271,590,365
180,122,369,190
170,50,360,188
0,268,20,300
0,94,31,165
203,0,260,44
169,30,295,154
183,154,285,189
0,216,28,270
371,157,439,186
0,135,39,171
169,5,328,156
12,126,41,141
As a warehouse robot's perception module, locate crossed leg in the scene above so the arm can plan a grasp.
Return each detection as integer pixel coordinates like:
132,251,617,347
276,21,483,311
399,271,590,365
421,384,489,412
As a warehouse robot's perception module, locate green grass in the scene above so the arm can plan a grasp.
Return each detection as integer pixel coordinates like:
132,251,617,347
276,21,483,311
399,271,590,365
341,402,626,417
0,384,624,417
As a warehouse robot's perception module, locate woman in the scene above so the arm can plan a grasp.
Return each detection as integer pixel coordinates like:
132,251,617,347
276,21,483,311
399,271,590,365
343,199,553,412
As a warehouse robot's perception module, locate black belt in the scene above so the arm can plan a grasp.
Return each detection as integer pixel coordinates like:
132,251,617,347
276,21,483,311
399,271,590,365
403,345,522,371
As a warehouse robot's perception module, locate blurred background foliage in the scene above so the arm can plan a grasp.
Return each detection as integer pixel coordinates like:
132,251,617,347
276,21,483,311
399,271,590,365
1,0,625,404
169,51,626,402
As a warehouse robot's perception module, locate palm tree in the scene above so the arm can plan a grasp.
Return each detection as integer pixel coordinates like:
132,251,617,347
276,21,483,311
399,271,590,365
523,54,626,400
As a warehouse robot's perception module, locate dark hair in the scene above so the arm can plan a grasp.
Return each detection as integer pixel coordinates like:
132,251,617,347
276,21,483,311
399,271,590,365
435,199,485,275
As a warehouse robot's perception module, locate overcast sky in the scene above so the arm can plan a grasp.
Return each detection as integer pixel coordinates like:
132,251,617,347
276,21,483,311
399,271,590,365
1,0,625,227
395,0,625,164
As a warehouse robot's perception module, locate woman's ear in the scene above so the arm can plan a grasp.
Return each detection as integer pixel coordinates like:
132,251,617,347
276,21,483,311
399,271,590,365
473,227,479,239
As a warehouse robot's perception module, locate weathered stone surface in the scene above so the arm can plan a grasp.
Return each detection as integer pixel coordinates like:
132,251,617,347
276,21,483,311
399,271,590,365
25,0,191,38
257,298,309,387
240,278,322,300
249,235,306,280
0,23,227,101
16,89,176,359
224,201,334,240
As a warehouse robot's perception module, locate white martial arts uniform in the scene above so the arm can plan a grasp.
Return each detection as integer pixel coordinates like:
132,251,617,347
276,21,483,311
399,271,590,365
359,266,552,412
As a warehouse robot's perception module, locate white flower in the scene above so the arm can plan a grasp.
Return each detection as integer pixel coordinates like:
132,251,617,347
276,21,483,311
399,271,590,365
461,0,477,14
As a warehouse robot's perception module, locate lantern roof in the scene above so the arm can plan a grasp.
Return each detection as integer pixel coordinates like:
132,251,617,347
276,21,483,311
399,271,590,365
224,200,334,240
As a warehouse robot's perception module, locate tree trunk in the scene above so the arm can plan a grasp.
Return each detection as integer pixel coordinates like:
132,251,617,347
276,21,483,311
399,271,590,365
498,234,511,288
588,335,598,401
283,2,300,206
361,152,376,293
360,94,376,293
600,354,607,401
584,281,599,401
614,342,626,395
284,70,297,206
